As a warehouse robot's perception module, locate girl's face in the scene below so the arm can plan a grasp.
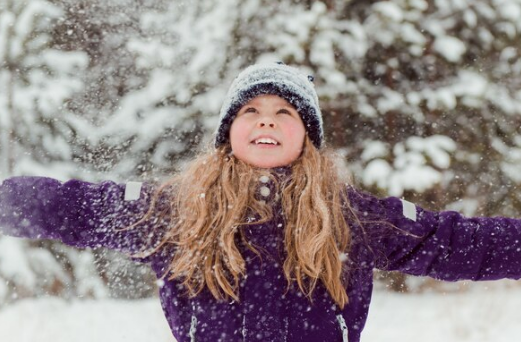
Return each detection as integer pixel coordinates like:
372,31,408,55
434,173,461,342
229,94,306,168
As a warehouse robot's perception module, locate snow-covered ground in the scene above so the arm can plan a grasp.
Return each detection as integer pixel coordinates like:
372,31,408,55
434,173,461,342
1,286,520,341
367,287,521,341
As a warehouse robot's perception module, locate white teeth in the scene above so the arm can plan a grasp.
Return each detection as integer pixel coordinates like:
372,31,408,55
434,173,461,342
255,138,278,145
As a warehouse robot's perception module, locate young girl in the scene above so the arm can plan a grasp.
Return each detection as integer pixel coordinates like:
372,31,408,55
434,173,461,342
1,62,521,342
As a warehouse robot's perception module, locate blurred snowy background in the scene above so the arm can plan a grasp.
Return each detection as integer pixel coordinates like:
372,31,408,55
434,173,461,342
2,0,521,340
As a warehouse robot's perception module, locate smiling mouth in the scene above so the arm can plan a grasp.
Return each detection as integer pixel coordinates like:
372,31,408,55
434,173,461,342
252,137,280,146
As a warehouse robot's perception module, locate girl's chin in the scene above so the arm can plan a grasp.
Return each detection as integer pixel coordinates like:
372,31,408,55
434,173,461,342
232,148,299,168
251,162,288,169
241,158,292,169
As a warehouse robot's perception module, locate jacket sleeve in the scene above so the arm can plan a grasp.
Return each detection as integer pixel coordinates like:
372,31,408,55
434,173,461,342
0,176,171,260
348,187,521,281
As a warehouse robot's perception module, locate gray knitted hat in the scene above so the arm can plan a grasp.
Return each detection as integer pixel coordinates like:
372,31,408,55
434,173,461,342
215,62,324,149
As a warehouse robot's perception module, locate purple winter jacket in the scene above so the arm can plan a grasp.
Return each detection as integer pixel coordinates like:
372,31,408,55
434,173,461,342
2,176,521,342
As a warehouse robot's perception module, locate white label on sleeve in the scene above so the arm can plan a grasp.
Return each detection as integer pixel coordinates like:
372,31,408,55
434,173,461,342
124,182,142,201
401,198,417,222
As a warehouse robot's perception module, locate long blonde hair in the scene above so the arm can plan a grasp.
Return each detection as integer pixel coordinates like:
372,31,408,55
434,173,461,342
144,136,353,309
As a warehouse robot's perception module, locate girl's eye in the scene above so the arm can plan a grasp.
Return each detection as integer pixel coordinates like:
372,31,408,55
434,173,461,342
277,109,292,115
244,107,257,114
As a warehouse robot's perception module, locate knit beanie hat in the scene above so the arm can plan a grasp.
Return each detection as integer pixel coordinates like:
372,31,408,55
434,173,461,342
215,62,324,149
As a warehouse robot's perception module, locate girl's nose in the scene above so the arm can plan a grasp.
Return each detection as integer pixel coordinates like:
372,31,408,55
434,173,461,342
257,116,276,128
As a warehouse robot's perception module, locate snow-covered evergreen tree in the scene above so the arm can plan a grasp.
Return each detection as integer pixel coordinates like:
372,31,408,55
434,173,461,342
0,0,110,304
94,0,241,178
303,0,521,218
0,0,89,179
50,0,156,181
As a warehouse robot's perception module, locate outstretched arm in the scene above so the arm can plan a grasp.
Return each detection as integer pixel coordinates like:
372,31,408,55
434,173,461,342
348,188,521,281
0,176,170,260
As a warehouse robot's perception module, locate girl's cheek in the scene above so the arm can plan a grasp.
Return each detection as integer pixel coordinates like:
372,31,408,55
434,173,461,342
286,126,304,140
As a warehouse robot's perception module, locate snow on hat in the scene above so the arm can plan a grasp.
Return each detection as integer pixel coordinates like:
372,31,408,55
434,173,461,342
215,62,324,149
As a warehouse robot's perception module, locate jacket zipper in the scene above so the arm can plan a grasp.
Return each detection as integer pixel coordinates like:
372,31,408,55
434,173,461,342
190,314,198,342
336,314,348,342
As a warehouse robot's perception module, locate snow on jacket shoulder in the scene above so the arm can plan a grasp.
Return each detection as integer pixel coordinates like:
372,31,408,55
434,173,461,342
0,176,169,262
